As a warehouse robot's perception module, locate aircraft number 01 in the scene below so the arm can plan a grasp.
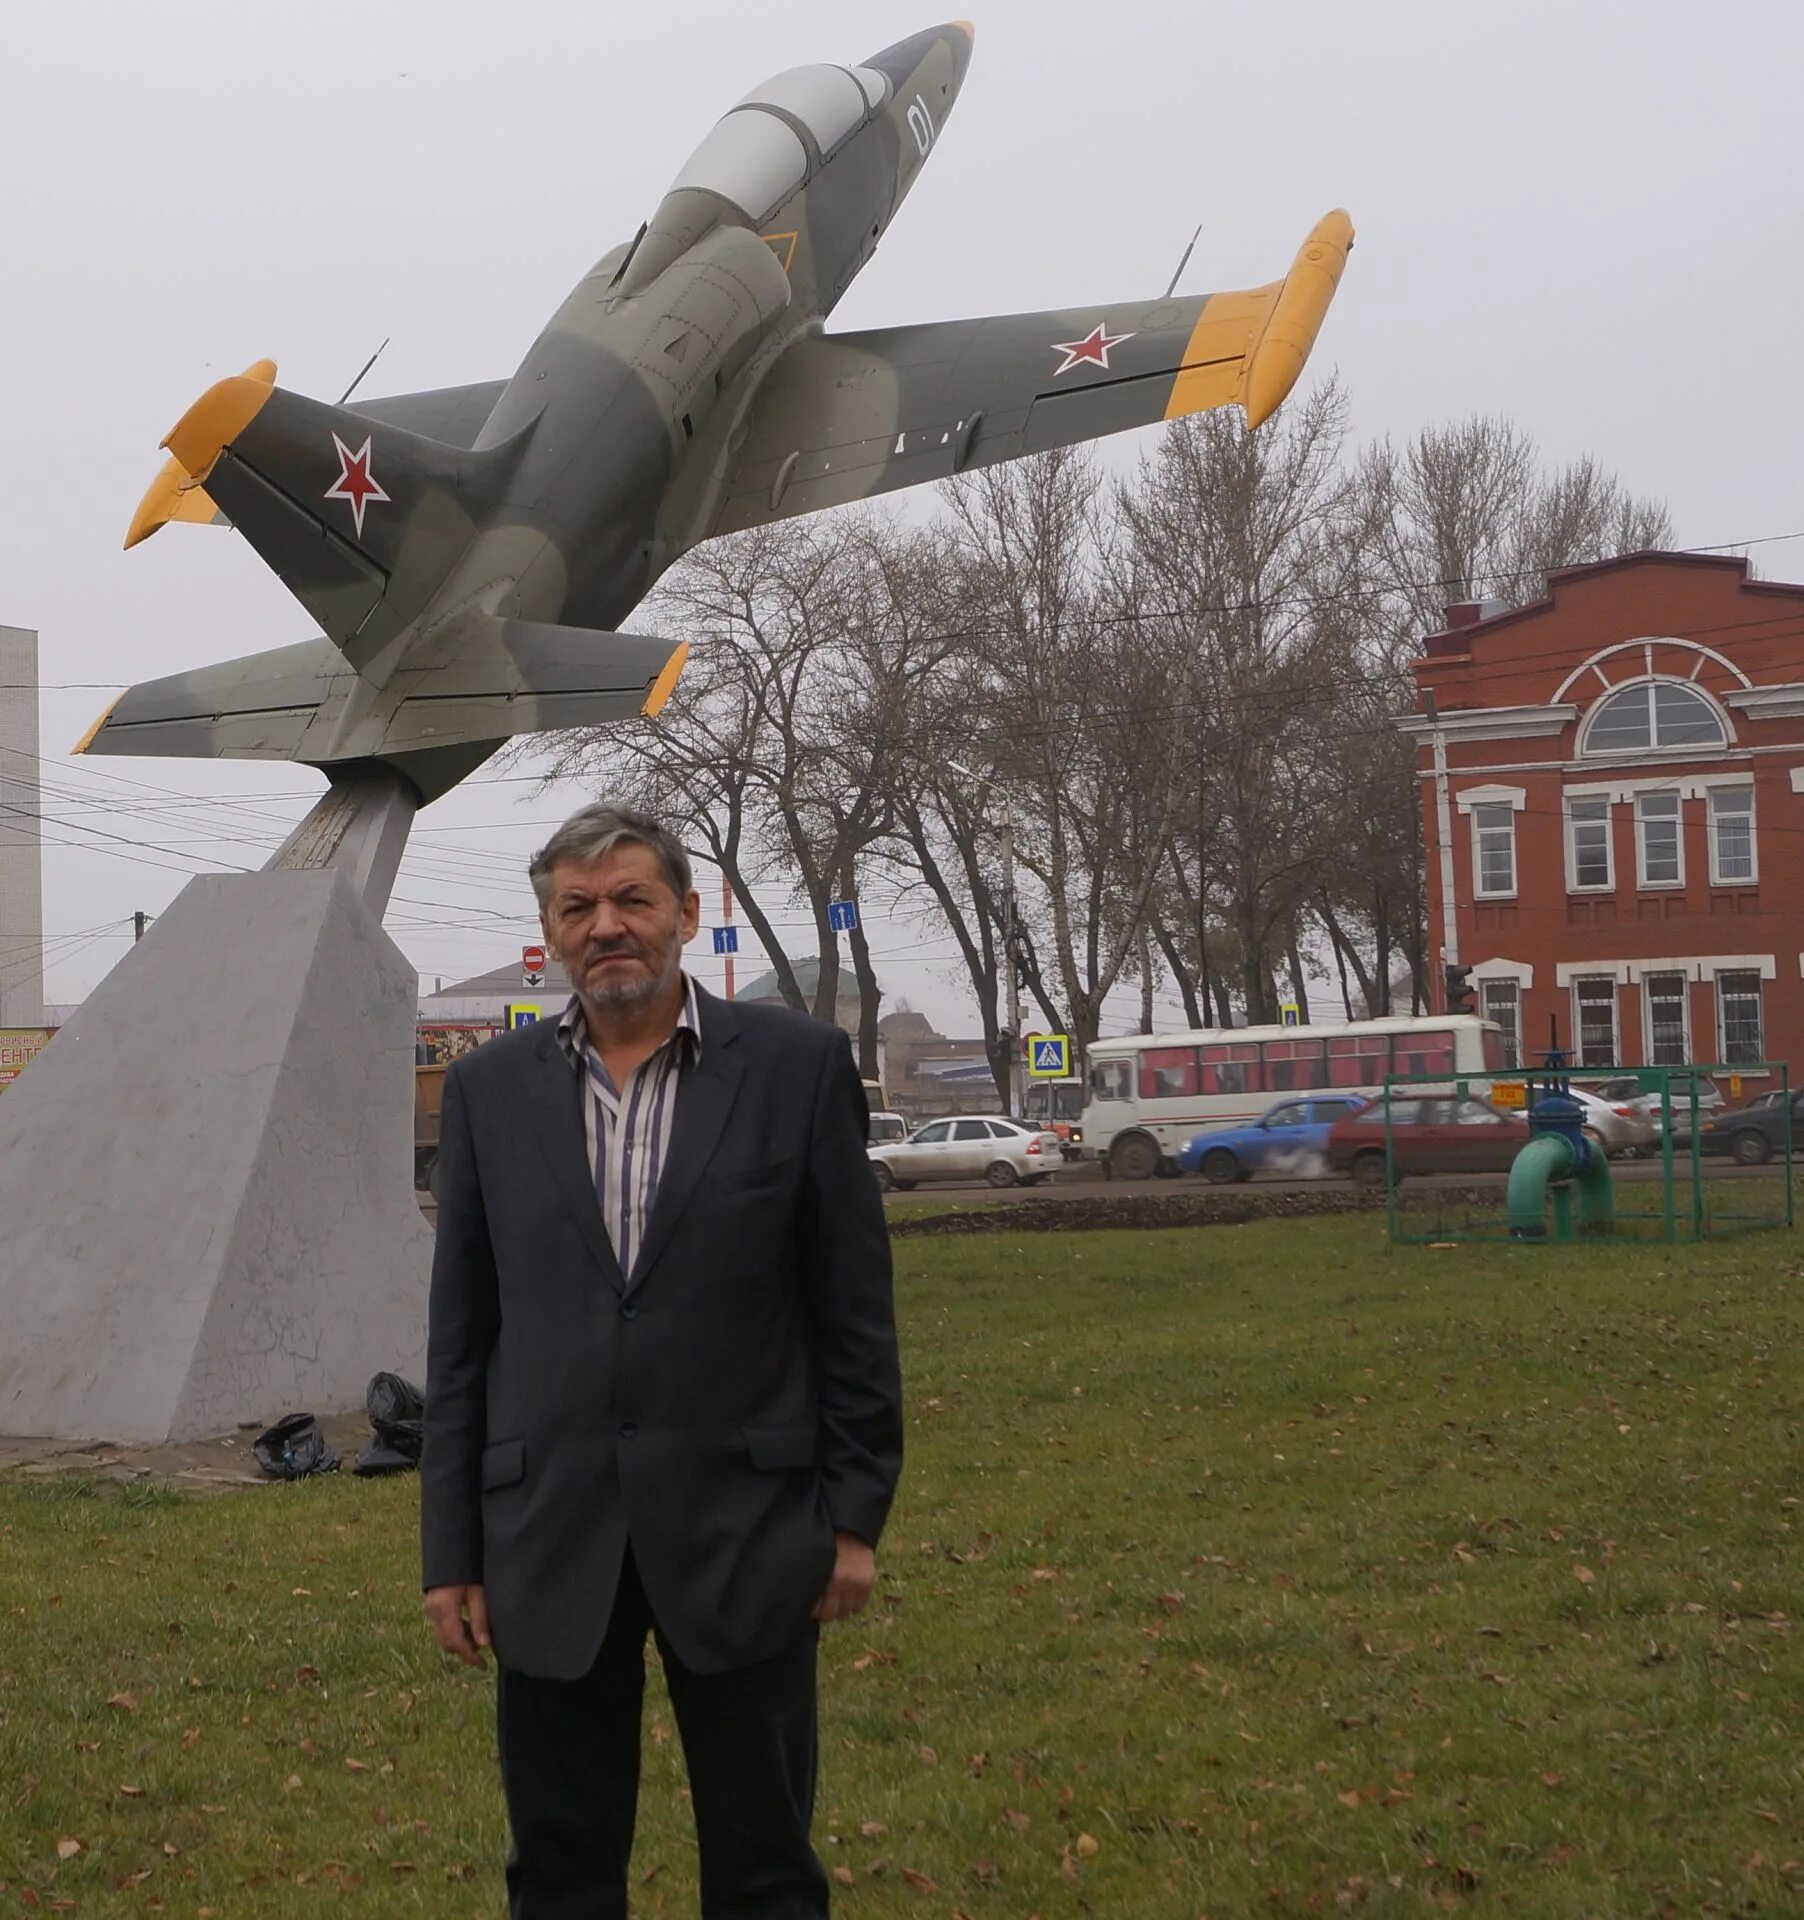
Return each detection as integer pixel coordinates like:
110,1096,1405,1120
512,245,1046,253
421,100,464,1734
907,93,937,158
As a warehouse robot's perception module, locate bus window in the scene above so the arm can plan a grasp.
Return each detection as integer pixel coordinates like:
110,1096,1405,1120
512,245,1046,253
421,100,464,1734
1327,1032,1390,1088
1262,1036,1326,1092
1138,1047,1200,1100
1392,1028,1455,1078
1090,1058,1132,1101
1200,1041,1263,1097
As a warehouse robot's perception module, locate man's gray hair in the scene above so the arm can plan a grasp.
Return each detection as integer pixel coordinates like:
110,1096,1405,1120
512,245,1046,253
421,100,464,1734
529,802,694,909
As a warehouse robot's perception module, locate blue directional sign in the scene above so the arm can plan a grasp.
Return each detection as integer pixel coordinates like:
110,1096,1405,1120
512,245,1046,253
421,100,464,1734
711,925,739,955
828,900,859,933
1027,1033,1072,1078
505,1003,541,1030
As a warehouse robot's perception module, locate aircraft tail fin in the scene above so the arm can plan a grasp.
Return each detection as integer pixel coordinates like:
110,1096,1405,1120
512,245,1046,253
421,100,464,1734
74,620,687,801
125,366,523,675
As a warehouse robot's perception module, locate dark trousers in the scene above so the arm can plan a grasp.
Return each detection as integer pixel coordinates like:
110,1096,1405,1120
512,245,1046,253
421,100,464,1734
496,1549,827,1919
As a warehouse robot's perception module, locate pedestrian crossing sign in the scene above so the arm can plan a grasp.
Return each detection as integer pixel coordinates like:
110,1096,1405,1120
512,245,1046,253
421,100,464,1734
1027,1033,1071,1078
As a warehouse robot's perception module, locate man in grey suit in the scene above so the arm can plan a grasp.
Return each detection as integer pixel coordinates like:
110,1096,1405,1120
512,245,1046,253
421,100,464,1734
421,802,902,1919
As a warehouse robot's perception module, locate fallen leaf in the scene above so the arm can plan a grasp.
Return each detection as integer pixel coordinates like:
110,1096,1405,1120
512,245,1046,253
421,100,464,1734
106,1692,137,1714
284,1774,303,1791
55,1841,80,1862
118,1784,145,1798
858,1820,887,1839
344,1758,368,1772
900,1865,937,1892
1573,1566,1595,1585
1540,1772,1565,1789
1075,1832,1100,1857
831,1866,854,1887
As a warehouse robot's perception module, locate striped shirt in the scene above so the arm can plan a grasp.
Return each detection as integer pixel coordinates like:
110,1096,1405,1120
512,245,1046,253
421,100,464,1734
555,976,701,1285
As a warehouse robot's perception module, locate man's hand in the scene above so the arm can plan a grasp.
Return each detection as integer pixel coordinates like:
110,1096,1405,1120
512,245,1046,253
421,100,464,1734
425,1584,491,1666
813,1533,876,1624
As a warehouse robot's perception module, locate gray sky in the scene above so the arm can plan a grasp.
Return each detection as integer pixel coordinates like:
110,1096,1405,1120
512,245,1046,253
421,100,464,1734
6,0,1802,1036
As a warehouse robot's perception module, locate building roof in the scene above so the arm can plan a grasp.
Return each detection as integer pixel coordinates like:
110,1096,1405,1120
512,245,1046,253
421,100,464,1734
1417,550,1804,667
737,955,860,1005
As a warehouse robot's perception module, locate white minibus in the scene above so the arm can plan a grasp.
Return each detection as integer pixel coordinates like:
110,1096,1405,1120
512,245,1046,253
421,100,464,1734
1083,1015,1507,1179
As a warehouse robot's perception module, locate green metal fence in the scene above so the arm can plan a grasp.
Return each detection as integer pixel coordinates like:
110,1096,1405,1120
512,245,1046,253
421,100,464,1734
1379,1064,1794,1246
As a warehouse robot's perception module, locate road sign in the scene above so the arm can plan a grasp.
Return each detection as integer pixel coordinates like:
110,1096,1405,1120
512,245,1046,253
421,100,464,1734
828,900,859,933
1027,1033,1071,1079
711,925,739,955
1279,1001,1300,1027
522,942,547,987
505,1004,541,1030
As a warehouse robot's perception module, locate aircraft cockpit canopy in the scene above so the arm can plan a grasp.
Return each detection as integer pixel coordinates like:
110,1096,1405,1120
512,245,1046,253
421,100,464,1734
668,65,888,222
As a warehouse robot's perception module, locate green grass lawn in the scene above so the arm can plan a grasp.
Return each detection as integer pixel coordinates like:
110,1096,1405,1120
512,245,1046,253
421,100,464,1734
4,1220,1803,1916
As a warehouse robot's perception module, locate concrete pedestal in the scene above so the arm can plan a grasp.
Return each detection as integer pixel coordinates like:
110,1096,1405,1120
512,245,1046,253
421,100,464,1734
0,868,432,1443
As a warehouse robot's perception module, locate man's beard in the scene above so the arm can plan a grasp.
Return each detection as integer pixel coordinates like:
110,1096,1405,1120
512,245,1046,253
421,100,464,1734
574,936,682,1013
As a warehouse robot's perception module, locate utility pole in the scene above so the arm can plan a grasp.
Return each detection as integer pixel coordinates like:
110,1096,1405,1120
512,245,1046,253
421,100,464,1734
721,872,735,1001
1424,690,1457,1015
1000,793,1023,1120
951,760,1023,1119
133,911,150,944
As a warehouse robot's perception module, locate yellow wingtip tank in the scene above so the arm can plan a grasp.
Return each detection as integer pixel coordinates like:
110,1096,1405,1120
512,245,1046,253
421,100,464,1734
1240,209,1354,430
124,358,278,549
642,641,690,717
71,696,121,756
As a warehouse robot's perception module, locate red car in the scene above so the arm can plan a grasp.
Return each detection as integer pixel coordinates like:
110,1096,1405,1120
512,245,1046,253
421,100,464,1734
1326,1095,1530,1187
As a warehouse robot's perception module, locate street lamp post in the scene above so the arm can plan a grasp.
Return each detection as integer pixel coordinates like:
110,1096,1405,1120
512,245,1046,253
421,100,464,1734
949,761,1023,1119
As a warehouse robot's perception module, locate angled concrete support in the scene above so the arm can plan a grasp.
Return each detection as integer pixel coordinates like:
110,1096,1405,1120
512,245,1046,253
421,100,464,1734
0,770,433,1443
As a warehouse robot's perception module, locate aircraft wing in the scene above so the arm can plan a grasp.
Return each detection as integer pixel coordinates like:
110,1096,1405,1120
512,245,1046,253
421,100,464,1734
709,210,1351,537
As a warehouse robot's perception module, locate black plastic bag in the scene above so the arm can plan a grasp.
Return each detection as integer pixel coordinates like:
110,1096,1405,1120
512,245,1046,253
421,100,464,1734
353,1432,418,1476
353,1371,425,1476
254,1412,340,1480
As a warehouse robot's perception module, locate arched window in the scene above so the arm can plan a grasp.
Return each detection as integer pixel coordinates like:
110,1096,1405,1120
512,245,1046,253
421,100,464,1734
1581,680,1727,756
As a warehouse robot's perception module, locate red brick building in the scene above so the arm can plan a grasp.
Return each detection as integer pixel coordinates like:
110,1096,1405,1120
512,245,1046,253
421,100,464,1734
1404,553,1804,1075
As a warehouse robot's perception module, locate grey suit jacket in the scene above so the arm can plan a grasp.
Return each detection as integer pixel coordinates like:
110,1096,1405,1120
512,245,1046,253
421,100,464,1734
419,986,902,1679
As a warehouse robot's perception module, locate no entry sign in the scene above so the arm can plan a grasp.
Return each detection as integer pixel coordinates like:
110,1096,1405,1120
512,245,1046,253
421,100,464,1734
522,943,547,987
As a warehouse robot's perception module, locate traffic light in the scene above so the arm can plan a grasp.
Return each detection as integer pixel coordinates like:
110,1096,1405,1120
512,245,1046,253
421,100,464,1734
1444,962,1475,1016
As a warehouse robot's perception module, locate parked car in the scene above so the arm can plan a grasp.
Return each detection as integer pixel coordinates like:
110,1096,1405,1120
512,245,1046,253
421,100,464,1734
1177,1094,1371,1184
867,1110,909,1147
1326,1095,1531,1188
1592,1074,1724,1146
1697,1088,1804,1165
869,1116,1064,1191
1553,1086,1658,1158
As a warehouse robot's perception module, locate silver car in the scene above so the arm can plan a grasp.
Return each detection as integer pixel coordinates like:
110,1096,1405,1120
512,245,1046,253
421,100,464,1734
1557,1085,1658,1157
869,1116,1063,1191
1593,1074,1724,1147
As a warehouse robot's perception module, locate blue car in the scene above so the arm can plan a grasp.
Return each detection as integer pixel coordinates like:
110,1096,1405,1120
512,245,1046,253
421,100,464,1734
1178,1094,1372,1184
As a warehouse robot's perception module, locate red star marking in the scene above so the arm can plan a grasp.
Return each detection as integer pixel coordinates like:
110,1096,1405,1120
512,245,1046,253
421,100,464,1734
1049,322,1135,377
323,433,389,538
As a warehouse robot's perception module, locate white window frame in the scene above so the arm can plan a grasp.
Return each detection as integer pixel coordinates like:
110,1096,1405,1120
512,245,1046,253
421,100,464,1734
1707,785,1757,886
1715,969,1765,1064
1565,794,1615,893
1479,977,1521,1069
1641,969,1690,1067
1469,801,1517,900
1578,677,1731,759
1633,789,1685,890
1571,975,1620,1069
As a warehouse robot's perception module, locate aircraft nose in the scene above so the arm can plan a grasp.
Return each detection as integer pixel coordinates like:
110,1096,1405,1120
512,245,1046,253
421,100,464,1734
864,21,975,101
